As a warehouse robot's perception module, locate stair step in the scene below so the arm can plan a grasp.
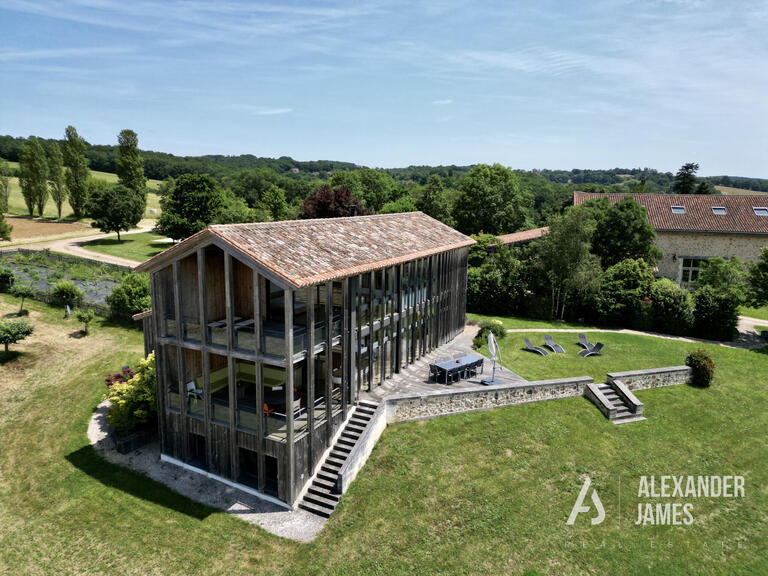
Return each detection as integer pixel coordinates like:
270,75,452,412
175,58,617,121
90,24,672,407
350,418,370,427
312,477,337,492
357,401,379,410
341,430,361,441
345,424,366,435
322,462,342,473
329,448,350,459
333,444,351,455
317,471,338,484
303,490,340,509
355,406,375,416
299,501,333,518
337,437,356,448
308,485,340,501
326,455,346,468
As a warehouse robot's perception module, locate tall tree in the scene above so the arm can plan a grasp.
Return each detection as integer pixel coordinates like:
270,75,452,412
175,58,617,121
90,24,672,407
62,125,90,219
116,129,147,202
452,163,533,235
299,185,369,219
156,174,226,240
592,197,662,268
537,207,601,320
47,142,67,219
0,159,10,211
357,168,395,212
749,247,768,306
695,180,714,195
86,183,144,241
417,174,454,226
261,184,288,220
672,162,699,195
18,137,48,217
0,215,11,241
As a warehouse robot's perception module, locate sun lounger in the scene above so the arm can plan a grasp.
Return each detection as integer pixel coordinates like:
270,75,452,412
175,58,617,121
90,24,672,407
524,337,548,356
544,334,565,353
578,333,593,350
578,342,604,357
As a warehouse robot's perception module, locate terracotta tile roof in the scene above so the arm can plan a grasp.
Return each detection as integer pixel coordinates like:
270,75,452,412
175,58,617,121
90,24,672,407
573,192,768,235
498,226,549,245
135,212,474,288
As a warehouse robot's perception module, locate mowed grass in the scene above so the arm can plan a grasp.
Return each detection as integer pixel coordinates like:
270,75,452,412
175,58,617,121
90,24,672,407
3,159,162,220
741,305,768,321
1,296,767,575
469,312,601,331
80,231,171,263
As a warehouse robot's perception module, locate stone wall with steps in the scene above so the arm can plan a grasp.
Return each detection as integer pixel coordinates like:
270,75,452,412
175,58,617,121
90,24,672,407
607,366,691,390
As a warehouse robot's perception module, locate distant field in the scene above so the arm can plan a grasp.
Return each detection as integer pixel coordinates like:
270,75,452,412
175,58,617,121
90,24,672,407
715,185,768,196
4,176,161,220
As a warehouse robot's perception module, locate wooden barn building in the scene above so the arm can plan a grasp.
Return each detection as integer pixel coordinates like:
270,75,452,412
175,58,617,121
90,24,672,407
135,212,474,506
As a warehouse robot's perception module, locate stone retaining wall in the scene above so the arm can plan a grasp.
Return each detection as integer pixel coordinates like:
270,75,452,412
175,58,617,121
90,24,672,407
386,376,594,423
607,366,691,391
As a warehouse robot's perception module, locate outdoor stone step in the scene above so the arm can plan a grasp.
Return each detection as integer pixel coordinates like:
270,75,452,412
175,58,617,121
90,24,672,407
308,485,340,501
303,490,339,510
341,430,361,440
358,400,379,410
299,501,333,518
337,437,356,448
345,424,366,435
326,455,346,468
355,407,375,417
321,464,342,476
317,471,338,484
312,477,337,492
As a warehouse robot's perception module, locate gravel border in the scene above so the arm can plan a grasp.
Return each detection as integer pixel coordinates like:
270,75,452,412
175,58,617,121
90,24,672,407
87,400,326,542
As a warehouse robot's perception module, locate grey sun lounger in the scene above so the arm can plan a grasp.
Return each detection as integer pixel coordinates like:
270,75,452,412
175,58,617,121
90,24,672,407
578,333,593,350
524,337,549,356
578,342,604,357
544,334,565,353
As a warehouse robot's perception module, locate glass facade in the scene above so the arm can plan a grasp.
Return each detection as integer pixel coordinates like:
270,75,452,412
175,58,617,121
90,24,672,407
152,246,468,505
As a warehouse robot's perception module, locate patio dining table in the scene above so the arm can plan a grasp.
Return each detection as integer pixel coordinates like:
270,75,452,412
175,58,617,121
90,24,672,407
432,355,484,384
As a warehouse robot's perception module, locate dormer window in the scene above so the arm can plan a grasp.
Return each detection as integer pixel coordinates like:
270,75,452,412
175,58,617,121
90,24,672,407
671,206,686,214
712,207,727,215
754,207,768,217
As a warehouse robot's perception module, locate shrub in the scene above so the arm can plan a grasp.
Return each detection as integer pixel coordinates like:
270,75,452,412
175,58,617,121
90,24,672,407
473,319,506,348
0,265,14,292
686,349,715,388
10,283,35,313
106,273,150,320
0,318,33,353
594,258,655,327
106,352,156,436
693,285,739,341
105,366,136,388
75,308,95,334
650,279,694,336
466,250,526,316
51,279,84,308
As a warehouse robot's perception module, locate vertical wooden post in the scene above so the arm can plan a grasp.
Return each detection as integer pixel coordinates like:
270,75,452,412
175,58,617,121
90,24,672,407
150,272,166,454
395,264,403,372
325,282,333,443
353,276,361,400
284,288,295,504
367,271,374,391
197,249,212,470
306,286,315,459
224,253,237,480
342,277,350,417
172,261,188,461
253,270,265,491
379,269,386,384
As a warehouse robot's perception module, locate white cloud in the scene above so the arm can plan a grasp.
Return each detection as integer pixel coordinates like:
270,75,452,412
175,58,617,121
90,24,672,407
253,107,293,116
432,98,453,105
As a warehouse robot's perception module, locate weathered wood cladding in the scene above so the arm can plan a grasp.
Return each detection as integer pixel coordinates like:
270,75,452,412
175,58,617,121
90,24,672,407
150,243,469,506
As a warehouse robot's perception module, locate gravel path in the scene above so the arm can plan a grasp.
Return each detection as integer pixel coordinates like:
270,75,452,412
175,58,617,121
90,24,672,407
88,401,326,542
504,320,766,350
8,219,157,268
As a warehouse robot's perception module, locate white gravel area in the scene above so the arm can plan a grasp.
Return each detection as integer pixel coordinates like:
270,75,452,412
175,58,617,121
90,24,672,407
87,400,326,542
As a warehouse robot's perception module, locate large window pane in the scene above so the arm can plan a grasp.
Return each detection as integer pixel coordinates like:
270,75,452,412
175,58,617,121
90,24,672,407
163,344,180,411
236,360,257,431
157,266,176,338
233,259,256,353
209,353,229,424
183,348,204,417
180,254,200,343
204,246,227,349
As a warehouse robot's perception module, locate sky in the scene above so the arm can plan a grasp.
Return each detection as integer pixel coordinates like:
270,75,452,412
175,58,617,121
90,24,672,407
0,0,766,177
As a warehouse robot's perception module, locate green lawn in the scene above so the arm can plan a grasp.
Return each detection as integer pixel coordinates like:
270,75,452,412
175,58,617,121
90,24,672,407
80,231,170,262
469,313,601,331
1,296,767,575
740,305,768,321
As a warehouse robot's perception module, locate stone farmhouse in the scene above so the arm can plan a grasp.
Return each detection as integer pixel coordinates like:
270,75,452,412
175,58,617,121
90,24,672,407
574,192,768,286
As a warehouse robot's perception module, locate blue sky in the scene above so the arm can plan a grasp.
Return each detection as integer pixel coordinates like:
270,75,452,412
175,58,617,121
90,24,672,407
0,1,766,176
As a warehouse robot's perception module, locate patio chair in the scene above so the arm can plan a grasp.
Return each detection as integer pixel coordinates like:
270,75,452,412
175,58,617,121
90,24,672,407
578,333,593,350
544,334,565,353
429,364,439,382
524,337,549,356
186,381,203,401
578,342,604,357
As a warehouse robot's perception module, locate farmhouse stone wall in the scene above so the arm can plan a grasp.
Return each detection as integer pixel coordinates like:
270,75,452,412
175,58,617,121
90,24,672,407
655,232,767,281
607,366,691,391
385,376,594,423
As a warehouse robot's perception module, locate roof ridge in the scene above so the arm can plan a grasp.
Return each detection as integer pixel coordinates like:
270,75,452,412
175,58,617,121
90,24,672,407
210,211,431,229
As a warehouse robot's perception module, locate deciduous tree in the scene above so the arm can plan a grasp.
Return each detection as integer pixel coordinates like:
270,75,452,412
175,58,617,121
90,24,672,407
0,318,33,353
18,137,48,217
452,164,533,235
47,142,67,219
592,196,661,268
0,159,10,211
62,126,90,219
299,185,369,219
417,174,454,226
116,129,147,205
86,183,144,241
156,173,226,240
